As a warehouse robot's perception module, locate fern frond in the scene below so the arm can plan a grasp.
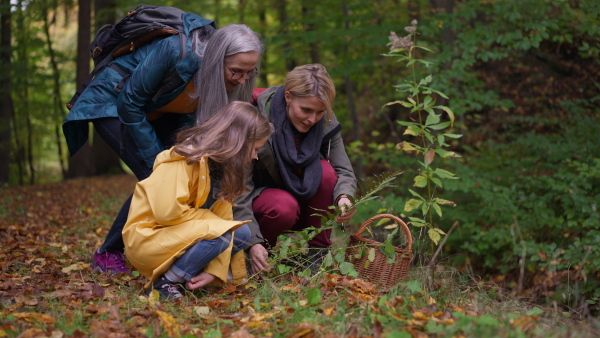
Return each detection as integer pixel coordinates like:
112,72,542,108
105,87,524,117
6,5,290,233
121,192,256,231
350,170,404,207
319,170,404,228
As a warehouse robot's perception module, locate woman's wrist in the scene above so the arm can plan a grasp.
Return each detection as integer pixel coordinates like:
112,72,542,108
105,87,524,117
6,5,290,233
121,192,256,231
335,194,348,206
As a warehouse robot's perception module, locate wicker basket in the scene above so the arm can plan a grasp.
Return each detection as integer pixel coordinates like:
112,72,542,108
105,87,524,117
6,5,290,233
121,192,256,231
345,214,412,290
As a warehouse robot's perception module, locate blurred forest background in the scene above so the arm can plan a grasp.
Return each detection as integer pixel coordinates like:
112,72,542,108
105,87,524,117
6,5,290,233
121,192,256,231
0,0,599,316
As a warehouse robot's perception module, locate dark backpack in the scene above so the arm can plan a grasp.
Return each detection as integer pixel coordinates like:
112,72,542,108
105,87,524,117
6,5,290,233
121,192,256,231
66,5,215,110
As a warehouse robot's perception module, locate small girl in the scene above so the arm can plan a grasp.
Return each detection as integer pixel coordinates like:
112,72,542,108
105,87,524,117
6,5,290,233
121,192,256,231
122,101,272,300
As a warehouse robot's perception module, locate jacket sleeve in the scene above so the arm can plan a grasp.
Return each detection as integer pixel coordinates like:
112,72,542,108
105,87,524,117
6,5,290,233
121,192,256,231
116,39,180,168
328,129,357,201
232,167,265,247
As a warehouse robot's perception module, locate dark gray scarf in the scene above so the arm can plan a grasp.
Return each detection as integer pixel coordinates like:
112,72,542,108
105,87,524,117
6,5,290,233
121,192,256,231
270,86,324,200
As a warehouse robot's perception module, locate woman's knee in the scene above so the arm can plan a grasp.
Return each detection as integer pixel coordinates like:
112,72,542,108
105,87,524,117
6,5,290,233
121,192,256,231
253,189,300,225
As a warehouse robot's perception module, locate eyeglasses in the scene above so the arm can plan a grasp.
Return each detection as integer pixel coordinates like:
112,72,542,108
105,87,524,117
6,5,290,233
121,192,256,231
226,65,258,80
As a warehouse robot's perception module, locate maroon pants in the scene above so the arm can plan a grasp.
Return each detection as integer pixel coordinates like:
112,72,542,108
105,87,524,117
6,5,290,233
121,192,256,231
252,160,338,248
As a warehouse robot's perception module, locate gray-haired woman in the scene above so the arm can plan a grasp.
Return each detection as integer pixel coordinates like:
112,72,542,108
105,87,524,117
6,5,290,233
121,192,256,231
62,15,264,275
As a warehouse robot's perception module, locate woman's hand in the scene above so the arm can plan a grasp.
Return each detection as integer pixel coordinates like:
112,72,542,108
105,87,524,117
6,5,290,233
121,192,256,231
336,195,356,224
186,272,216,290
248,244,273,274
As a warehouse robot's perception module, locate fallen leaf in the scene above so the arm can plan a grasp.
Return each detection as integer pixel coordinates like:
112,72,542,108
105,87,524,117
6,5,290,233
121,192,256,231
156,310,180,337
61,262,89,274
12,312,56,324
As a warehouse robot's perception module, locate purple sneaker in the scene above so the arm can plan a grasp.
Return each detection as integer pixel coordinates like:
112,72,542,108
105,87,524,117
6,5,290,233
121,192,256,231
91,251,131,275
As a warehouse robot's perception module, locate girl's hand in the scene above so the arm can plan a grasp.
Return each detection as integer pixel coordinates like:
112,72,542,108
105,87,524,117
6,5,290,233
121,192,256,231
186,272,216,290
248,244,272,274
336,195,356,224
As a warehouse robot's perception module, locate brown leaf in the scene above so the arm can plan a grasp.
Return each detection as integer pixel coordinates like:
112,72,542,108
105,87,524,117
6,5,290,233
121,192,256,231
231,327,256,338
12,312,56,324
218,285,237,295
425,149,435,165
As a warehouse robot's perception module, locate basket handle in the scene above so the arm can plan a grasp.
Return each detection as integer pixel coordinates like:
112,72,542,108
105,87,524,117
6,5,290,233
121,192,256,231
352,213,412,251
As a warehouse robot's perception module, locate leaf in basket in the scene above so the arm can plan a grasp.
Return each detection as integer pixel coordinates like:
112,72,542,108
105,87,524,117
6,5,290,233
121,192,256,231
363,260,370,269
404,199,423,212
340,262,358,276
368,248,376,262
384,223,398,229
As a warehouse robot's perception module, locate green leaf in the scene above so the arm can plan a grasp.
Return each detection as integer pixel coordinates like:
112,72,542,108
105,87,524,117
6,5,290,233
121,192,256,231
408,189,425,200
427,121,452,130
432,105,455,125
475,315,499,327
368,247,376,262
425,113,440,126
423,87,448,99
340,262,358,276
423,95,433,107
428,228,441,245
414,175,428,188
409,218,428,227
433,168,457,179
405,280,422,293
415,45,435,53
432,202,442,217
307,288,322,305
442,133,462,139
396,121,419,127
419,75,433,86
434,149,456,158
434,198,455,206
334,251,346,263
526,307,544,316
431,177,443,187
383,100,413,108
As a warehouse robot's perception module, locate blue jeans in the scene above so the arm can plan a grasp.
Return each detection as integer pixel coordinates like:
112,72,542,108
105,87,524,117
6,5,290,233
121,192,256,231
170,224,251,281
93,114,188,253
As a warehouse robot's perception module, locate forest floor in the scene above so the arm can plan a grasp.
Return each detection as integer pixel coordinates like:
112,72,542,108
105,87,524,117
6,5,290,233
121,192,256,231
1,174,599,337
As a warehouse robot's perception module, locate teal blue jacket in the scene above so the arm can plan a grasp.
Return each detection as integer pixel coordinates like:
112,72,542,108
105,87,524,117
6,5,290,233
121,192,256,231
63,13,213,168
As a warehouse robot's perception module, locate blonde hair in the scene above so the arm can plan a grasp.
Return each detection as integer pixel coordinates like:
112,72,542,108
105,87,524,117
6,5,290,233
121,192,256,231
173,101,273,202
284,64,336,120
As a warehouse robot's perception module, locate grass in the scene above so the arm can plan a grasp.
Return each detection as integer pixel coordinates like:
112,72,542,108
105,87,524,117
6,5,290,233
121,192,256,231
0,174,599,337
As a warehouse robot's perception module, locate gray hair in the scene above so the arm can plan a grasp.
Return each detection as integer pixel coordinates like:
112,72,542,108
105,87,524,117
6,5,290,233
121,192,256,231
192,24,264,123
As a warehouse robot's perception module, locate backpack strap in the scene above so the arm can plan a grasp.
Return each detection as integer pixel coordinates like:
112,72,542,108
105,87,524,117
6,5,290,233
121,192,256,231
152,32,187,102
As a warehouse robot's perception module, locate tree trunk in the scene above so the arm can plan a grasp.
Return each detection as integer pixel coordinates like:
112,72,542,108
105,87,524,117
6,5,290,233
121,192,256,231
277,0,296,71
302,0,319,64
238,0,247,23
41,5,68,179
341,0,364,179
0,0,13,183
91,0,122,175
256,1,268,87
14,0,32,184
65,0,95,178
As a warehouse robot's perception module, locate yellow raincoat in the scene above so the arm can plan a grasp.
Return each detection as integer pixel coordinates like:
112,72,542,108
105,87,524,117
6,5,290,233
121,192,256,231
122,149,249,289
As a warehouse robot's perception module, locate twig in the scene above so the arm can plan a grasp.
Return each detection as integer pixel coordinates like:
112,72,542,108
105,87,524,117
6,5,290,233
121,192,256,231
511,216,526,297
573,245,592,282
428,221,459,267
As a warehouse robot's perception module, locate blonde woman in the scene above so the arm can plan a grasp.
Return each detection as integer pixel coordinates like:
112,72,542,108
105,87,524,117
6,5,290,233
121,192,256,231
234,64,357,275
123,101,272,300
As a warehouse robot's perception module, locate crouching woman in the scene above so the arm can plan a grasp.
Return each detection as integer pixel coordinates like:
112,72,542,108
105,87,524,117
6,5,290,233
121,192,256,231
122,101,272,300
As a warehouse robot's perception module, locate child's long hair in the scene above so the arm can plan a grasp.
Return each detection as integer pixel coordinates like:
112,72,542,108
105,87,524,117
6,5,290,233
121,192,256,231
173,101,272,202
